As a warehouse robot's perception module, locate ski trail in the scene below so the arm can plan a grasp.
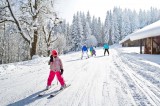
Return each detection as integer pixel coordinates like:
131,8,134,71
112,49,160,106
46,57,104,106
102,51,136,106
1,48,160,106
77,57,106,106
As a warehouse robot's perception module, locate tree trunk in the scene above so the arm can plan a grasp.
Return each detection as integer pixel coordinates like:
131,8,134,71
48,50,50,56
30,30,38,58
47,42,50,56
30,0,38,58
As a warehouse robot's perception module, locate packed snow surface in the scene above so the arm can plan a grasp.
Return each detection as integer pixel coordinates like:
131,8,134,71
0,45,160,106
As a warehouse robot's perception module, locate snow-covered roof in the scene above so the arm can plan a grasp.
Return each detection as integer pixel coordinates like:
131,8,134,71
120,20,160,44
119,33,134,44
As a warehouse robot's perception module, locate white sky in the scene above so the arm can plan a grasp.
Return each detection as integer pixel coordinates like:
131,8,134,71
54,0,160,24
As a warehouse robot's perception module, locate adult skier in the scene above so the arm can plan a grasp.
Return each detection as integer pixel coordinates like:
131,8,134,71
103,43,109,56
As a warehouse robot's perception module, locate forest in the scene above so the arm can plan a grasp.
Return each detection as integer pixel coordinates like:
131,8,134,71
0,0,160,64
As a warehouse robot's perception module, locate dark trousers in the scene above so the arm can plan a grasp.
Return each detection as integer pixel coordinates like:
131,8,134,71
104,49,109,55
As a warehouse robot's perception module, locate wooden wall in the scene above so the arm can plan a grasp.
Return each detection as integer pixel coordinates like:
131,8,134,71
144,36,160,54
122,40,140,47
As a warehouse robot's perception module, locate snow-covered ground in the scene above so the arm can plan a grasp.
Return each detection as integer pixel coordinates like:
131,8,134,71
0,45,160,106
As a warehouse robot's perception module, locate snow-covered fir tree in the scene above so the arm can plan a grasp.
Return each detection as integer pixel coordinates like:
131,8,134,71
111,8,120,43
104,7,160,44
104,11,111,44
121,9,131,39
86,11,92,29
96,17,103,45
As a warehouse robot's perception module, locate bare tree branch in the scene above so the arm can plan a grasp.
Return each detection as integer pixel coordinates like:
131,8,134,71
37,6,47,16
0,6,8,10
47,28,53,43
29,0,34,16
6,0,30,43
50,37,58,43
42,26,47,43
0,19,15,23
42,26,46,35
19,19,31,25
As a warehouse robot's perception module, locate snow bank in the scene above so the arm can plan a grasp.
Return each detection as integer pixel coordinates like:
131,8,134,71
117,46,160,65
0,64,16,75
32,55,40,59
0,57,49,76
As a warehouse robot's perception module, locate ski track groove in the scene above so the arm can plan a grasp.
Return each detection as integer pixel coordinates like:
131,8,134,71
118,50,160,103
113,49,160,106
107,54,136,106
70,58,98,106
121,53,160,88
112,56,151,105
77,57,104,106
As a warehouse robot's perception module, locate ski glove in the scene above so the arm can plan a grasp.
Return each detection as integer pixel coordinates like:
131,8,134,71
48,55,53,65
50,55,53,62
60,69,64,75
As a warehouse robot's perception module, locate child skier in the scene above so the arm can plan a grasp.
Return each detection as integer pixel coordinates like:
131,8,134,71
81,45,89,59
89,45,96,56
47,50,66,90
92,49,96,56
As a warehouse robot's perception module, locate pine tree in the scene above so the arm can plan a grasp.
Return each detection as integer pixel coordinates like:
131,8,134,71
96,17,102,45
121,9,131,39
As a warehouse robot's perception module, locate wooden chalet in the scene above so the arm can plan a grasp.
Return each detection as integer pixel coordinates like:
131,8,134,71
120,20,160,54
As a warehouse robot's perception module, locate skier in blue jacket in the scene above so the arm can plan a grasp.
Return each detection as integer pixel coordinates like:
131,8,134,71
81,45,89,59
103,43,109,56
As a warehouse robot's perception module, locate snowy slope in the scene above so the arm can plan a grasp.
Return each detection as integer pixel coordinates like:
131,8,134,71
0,45,160,106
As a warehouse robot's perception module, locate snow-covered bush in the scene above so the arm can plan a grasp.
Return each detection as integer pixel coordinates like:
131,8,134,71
86,35,98,47
32,55,40,60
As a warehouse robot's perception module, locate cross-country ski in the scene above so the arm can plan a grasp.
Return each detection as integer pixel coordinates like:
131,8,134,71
49,84,71,98
38,84,56,97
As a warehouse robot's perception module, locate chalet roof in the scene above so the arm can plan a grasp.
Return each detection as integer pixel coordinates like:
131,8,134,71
119,33,133,44
119,20,160,44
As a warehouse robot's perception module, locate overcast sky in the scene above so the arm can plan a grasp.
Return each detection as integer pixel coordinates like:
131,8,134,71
54,0,160,23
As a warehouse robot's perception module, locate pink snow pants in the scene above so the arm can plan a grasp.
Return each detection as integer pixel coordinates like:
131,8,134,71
47,70,65,86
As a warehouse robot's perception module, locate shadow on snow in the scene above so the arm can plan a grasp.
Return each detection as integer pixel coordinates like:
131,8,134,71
7,89,46,106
